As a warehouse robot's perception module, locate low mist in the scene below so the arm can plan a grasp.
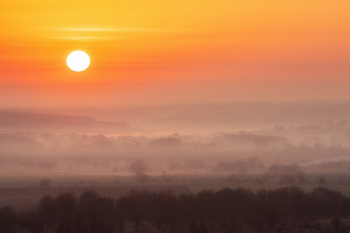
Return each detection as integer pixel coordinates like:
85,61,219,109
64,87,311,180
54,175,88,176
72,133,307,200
1,101,350,178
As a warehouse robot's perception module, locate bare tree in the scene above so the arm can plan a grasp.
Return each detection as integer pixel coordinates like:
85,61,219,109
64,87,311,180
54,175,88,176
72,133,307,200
129,160,150,183
39,179,51,187
129,160,149,175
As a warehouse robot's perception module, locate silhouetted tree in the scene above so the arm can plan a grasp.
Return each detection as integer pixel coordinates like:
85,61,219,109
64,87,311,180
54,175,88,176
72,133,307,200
37,195,55,230
54,192,78,233
129,159,150,183
79,190,104,233
115,196,128,233
3,186,350,233
0,206,16,233
39,179,51,187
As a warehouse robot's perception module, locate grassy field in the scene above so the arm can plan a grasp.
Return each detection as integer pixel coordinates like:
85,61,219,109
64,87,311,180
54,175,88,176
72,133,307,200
189,172,350,195
2,171,350,211
189,181,350,195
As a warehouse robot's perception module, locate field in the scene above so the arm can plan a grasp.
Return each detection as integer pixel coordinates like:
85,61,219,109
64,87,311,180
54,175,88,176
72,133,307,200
2,171,350,212
190,173,350,194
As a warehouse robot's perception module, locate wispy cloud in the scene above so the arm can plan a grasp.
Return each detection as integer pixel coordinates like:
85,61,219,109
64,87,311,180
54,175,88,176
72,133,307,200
56,36,117,41
54,27,155,32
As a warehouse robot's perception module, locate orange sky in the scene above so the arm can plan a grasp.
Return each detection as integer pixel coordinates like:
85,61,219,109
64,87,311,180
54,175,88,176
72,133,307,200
1,0,350,106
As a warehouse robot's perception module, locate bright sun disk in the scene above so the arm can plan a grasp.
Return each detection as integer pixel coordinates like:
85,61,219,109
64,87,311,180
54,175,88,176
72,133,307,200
67,51,90,72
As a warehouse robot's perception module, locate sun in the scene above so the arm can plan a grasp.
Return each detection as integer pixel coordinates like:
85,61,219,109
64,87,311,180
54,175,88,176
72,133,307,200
66,51,90,72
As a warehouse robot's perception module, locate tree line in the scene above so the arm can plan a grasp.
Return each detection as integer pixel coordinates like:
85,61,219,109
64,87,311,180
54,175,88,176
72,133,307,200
2,186,350,233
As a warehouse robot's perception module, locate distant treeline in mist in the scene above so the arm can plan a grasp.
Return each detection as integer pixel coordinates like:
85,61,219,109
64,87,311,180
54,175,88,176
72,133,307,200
2,186,350,233
0,131,288,151
0,110,134,134
2,117,350,173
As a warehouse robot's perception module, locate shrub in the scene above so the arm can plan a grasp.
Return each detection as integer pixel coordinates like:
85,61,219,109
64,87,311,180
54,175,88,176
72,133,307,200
319,176,326,184
39,179,51,187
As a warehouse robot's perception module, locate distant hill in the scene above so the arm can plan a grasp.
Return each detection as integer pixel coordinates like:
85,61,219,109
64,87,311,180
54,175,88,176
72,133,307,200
0,110,136,134
6,101,350,133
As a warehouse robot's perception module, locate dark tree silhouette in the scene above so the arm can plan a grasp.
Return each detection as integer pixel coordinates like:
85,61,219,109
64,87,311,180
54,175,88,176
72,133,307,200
54,192,78,233
2,186,350,233
37,195,55,230
0,206,16,233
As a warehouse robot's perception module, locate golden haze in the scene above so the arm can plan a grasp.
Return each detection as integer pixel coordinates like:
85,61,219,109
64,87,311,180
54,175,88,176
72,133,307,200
0,0,350,105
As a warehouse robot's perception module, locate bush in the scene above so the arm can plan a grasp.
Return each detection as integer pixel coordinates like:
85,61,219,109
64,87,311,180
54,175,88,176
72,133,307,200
129,159,149,175
319,176,326,184
39,179,51,187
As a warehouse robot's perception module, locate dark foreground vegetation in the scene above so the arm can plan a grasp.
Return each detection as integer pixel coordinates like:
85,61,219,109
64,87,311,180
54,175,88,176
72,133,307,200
2,186,350,233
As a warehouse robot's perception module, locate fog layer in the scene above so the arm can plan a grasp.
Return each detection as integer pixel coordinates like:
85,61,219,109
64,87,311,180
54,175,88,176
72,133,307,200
1,102,350,176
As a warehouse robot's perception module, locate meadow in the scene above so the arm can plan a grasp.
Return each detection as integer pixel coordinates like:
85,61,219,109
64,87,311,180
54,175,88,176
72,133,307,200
2,170,350,212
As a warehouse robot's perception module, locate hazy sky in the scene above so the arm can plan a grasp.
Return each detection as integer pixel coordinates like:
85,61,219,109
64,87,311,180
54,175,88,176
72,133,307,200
1,0,350,107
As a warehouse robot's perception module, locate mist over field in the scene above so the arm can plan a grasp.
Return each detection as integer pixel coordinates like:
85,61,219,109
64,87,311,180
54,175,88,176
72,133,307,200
3,101,350,233
1,101,350,177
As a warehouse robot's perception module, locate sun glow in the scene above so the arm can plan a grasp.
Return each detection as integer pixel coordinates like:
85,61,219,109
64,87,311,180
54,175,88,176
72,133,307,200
66,51,90,72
